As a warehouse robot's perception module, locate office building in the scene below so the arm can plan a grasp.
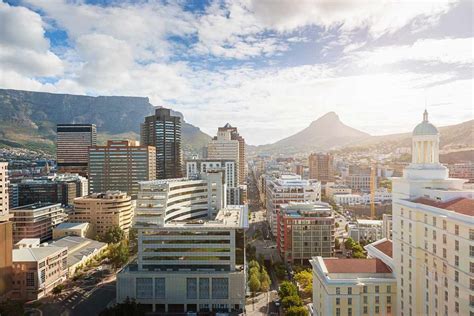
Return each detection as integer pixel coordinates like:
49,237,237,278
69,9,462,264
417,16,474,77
56,124,97,176
141,108,182,179
266,174,321,235
311,257,396,316
70,191,134,238
9,183,19,208
207,124,246,185
309,153,334,183
88,140,156,195
11,239,68,300
278,202,335,264
392,111,474,316
348,219,383,243
10,203,67,243
117,205,247,314
16,174,88,207
134,171,226,227
186,159,242,205
0,162,13,298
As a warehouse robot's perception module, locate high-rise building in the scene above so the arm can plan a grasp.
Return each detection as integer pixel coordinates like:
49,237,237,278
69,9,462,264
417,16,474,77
88,140,156,196
278,202,335,264
10,202,68,243
309,153,334,183
392,110,474,316
56,124,97,176
141,108,182,179
266,174,321,235
117,174,247,314
16,174,88,207
0,162,13,298
186,159,243,205
207,124,246,185
70,191,134,238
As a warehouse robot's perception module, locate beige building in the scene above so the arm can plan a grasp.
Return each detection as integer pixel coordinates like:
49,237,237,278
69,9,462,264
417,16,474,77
309,153,335,183
88,140,156,196
311,257,397,316
11,239,68,300
0,162,9,217
392,110,474,316
70,191,134,238
10,203,67,243
0,162,12,298
325,183,352,198
52,222,91,239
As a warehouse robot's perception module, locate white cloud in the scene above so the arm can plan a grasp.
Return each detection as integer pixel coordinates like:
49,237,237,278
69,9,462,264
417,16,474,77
0,2,63,77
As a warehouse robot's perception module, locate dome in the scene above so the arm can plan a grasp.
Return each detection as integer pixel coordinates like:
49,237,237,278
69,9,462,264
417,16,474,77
413,110,438,136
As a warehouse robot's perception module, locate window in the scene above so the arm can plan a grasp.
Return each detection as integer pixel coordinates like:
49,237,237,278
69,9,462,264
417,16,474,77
348,287,352,295
455,240,459,251
348,307,352,316
387,296,391,304
433,217,436,226
445,291,449,302
348,298,352,305
136,278,153,299
336,287,340,295
375,306,379,313
443,220,447,230
187,278,197,299
363,306,368,314
470,295,474,307
155,278,165,299
387,285,391,293
455,301,459,313
433,244,437,254
336,308,341,316
455,255,459,267
336,298,340,305
363,286,367,293
433,230,436,240
212,278,228,299
199,278,210,299
443,248,447,259
26,272,35,287
471,262,474,274
375,296,379,304
363,296,368,304
375,285,379,293
471,278,474,291
470,229,474,240
455,286,459,298
455,271,459,282
454,225,459,235
470,246,474,257
443,234,447,244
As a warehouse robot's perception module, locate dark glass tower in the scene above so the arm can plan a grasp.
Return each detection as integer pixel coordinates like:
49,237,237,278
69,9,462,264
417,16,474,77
141,108,182,179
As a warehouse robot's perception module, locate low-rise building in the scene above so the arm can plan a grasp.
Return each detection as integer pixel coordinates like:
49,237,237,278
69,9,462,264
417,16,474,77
325,183,352,199
70,191,134,238
348,219,383,243
11,239,68,300
311,257,396,316
52,222,91,239
10,203,67,243
50,236,107,276
277,202,335,264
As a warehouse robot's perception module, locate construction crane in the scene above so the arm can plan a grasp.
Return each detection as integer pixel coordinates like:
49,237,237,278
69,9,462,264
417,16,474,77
370,162,376,220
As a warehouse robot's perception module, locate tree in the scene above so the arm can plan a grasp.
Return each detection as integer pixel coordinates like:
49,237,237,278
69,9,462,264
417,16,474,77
248,275,261,296
294,270,312,296
52,284,64,295
110,240,129,269
248,260,260,270
100,226,125,244
282,295,303,308
129,228,138,255
260,279,270,292
249,267,260,279
286,306,308,316
278,281,298,298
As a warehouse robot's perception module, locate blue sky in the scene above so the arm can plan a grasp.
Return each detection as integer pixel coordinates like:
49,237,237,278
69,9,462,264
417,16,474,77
0,0,472,145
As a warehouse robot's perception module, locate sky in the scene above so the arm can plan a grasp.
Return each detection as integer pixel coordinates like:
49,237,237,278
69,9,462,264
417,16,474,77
0,0,472,145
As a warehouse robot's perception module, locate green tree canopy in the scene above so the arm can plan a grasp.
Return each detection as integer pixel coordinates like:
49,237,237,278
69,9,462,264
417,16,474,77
282,295,303,308
286,306,308,316
100,226,125,244
278,281,298,298
249,275,261,295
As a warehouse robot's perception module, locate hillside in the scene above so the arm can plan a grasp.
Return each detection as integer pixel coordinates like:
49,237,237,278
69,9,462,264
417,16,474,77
256,112,370,154
0,89,211,154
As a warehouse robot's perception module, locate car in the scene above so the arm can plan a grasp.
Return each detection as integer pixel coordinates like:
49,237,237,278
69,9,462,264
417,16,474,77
274,300,281,307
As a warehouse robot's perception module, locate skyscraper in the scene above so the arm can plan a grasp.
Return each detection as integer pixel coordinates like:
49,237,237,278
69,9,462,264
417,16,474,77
308,153,334,183
56,124,97,176
211,123,246,184
88,140,156,195
141,108,182,179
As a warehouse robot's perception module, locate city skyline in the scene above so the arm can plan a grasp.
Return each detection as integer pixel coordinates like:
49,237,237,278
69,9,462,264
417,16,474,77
0,0,472,145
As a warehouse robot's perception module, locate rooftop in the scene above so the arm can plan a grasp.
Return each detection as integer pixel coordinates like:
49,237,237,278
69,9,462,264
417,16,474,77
13,246,66,262
356,219,383,225
54,222,89,230
373,239,393,258
165,205,248,229
323,258,392,274
412,197,474,216
11,202,60,211
50,236,107,267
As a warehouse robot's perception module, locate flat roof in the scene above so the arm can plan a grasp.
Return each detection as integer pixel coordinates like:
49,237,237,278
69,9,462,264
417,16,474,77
50,236,107,267
323,258,392,274
165,205,248,229
412,197,474,216
54,222,89,230
11,202,60,211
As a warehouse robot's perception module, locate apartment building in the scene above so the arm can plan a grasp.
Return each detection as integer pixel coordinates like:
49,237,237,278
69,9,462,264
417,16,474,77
117,173,247,314
70,191,134,238
56,124,97,176
0,162,12,298
309,153,335,183
311,257,396,316
266,174,321,236
10,203,67,243
186,159,242,205
141,108,182,179
278,202,335,264
11,239,68,300
392,110,474,316
88,140,156,196
0,162,9,217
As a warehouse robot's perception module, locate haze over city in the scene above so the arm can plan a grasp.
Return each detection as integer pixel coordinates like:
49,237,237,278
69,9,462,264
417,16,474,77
1,0,472,144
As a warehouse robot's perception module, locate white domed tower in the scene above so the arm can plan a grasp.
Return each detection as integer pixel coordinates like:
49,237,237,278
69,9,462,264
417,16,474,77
411,109,440,164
